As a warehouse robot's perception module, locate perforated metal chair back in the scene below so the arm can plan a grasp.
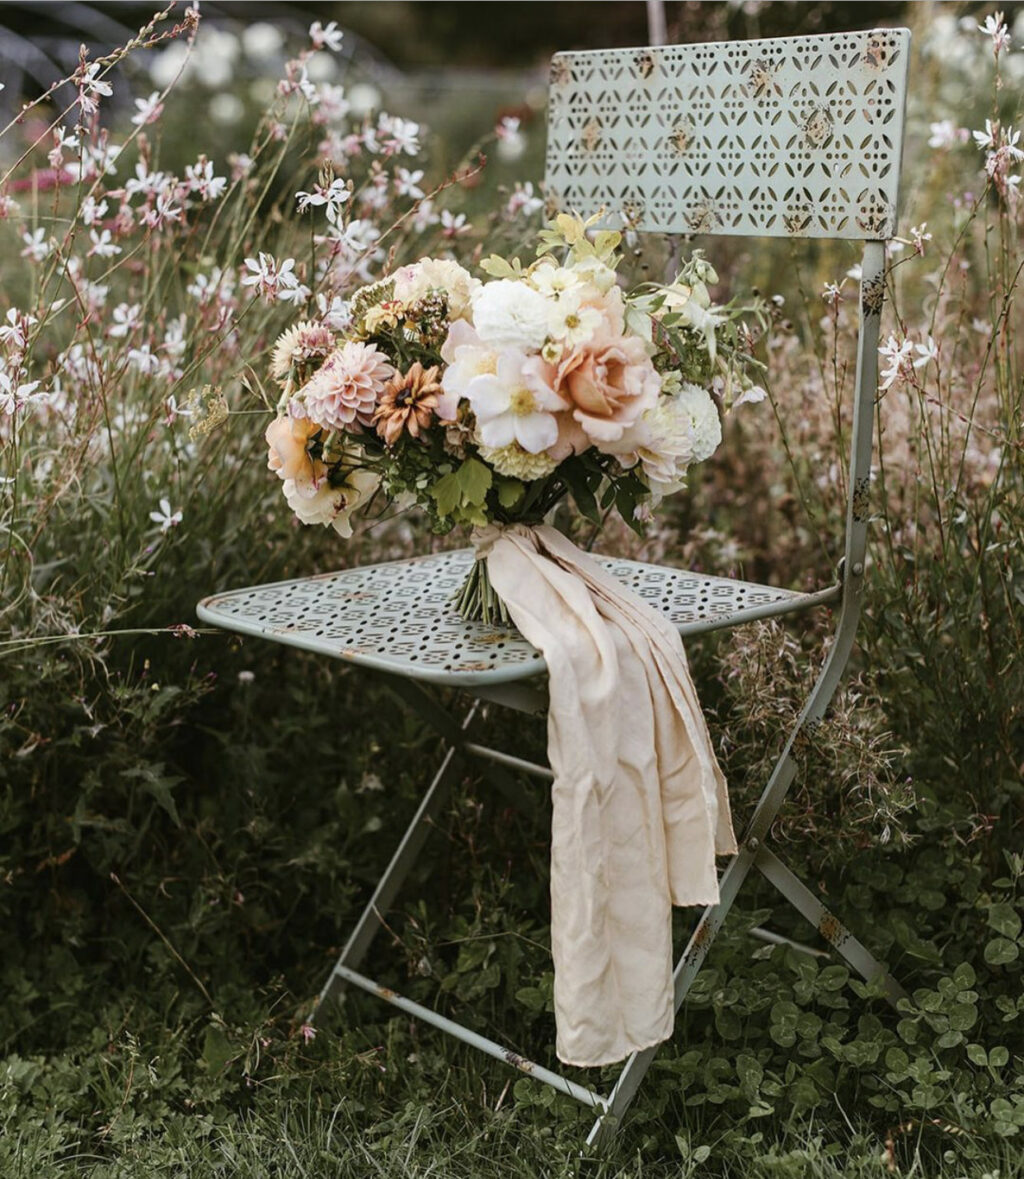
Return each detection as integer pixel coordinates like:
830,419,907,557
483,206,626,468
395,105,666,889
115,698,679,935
544,29,910,240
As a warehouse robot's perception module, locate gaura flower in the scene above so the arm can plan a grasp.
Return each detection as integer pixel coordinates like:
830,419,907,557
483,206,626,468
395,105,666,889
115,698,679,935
373,362,443,445
283,465,379,537
266,414,321,484
298,341,394,432
462,349,568,454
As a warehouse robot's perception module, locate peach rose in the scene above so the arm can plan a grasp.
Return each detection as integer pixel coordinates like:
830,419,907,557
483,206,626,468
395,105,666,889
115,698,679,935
555,330,661,445
266,414,321,485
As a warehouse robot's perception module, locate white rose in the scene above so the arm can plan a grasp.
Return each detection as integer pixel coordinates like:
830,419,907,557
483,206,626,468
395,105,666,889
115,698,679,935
393,258,480,320
471,280,550,352
283,467,379,537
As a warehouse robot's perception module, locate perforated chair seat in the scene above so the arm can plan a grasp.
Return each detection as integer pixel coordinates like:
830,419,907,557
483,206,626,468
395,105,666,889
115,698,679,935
196,549,834,688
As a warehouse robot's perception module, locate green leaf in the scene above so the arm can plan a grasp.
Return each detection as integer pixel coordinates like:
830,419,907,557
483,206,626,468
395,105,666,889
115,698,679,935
122,764,183,827
479,254,520,279
429,471,462,518
953,962,977,989
514,986,546,1013
989,1046,1010,1068
967,1043,989,1066
735,1053,763,1095
202,1025,235,1073
985,937,1021,966
948,1002,978,1031
457,457,492,505
496,478,525,509
988,903,1022,940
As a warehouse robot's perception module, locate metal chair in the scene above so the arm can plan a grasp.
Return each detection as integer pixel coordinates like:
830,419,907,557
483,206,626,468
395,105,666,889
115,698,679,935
197,27,912,1149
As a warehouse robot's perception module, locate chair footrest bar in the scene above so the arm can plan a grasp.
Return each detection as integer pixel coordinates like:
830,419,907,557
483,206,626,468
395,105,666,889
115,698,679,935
332,964,607,1111
462,742,555,781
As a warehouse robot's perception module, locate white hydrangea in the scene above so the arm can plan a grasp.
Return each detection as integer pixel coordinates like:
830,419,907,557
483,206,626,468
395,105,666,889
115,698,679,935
676,381,722,463
471,280,550,352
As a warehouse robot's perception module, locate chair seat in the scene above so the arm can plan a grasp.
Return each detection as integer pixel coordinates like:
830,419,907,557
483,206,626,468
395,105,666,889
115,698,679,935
196,548,838,688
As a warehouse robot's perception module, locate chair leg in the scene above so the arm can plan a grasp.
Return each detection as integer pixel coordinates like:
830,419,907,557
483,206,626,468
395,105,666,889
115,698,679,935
754,845,906,1004
585,845,760,1150
311,700,481,1019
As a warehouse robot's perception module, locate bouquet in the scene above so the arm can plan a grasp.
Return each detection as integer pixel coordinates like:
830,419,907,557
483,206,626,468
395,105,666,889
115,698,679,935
264,213,765,623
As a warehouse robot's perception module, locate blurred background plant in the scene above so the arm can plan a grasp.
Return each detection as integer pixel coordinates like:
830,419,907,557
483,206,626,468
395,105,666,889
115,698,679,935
0,2,1021,1176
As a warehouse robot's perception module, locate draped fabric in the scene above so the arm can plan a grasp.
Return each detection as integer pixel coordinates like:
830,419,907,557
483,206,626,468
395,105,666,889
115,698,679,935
475,524,737,1067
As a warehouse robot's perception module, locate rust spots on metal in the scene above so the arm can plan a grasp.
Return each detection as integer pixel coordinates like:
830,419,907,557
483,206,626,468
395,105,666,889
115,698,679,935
862,30,895,72
692,919,713,950
375,984,397,1001
784,206,813,235
634,50,655,79
686,199,721,234
852,476,871,522
744,59,778,100
550,58,572,88
581,117,602,153
803,106,834,149
856,199,894,239
818,913,847,946
669,120,694,156
504,1051,535,1074
861,275,885,318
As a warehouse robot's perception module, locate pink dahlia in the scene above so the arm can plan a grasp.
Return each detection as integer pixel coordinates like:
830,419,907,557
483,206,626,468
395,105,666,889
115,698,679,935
299,341,394,432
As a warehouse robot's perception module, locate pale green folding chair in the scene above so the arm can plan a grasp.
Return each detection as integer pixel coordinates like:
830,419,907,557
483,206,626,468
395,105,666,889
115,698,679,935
197,28,912,1148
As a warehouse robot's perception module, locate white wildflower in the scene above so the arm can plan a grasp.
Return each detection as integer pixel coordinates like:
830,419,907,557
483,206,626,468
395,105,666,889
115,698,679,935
88,228,121,258
109,302,141,339
440,210,468,238
378,115,420,155
185,157,227,201
295,178,349,223
394,167,425,199
913,336,939,368
878,334,914,390
21,228,51,262
150,497,183,532
131,91,164,127
78,63,112,117
310,20,344,52
978,11,1012,54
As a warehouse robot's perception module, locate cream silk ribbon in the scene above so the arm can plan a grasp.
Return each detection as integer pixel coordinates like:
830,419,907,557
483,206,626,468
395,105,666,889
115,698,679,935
474,524,737,1068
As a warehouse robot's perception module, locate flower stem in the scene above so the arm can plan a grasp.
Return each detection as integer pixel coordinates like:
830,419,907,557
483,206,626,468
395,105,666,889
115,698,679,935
453,559,513,627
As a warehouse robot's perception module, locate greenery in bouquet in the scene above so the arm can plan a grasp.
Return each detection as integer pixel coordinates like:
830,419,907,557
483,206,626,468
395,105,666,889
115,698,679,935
264,212,767,619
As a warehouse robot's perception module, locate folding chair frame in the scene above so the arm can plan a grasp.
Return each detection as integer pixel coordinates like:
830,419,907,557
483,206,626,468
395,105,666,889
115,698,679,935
308,236,904,1148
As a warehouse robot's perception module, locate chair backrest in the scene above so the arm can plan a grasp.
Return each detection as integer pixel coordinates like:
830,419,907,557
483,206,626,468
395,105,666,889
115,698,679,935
543,28,913,615
544,28,911,241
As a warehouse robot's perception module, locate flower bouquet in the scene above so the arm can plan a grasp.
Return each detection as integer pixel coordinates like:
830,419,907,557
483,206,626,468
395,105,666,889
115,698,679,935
264,213,764,623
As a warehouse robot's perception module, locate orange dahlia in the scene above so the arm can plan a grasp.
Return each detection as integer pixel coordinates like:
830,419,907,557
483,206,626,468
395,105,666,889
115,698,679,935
372,362,443,446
